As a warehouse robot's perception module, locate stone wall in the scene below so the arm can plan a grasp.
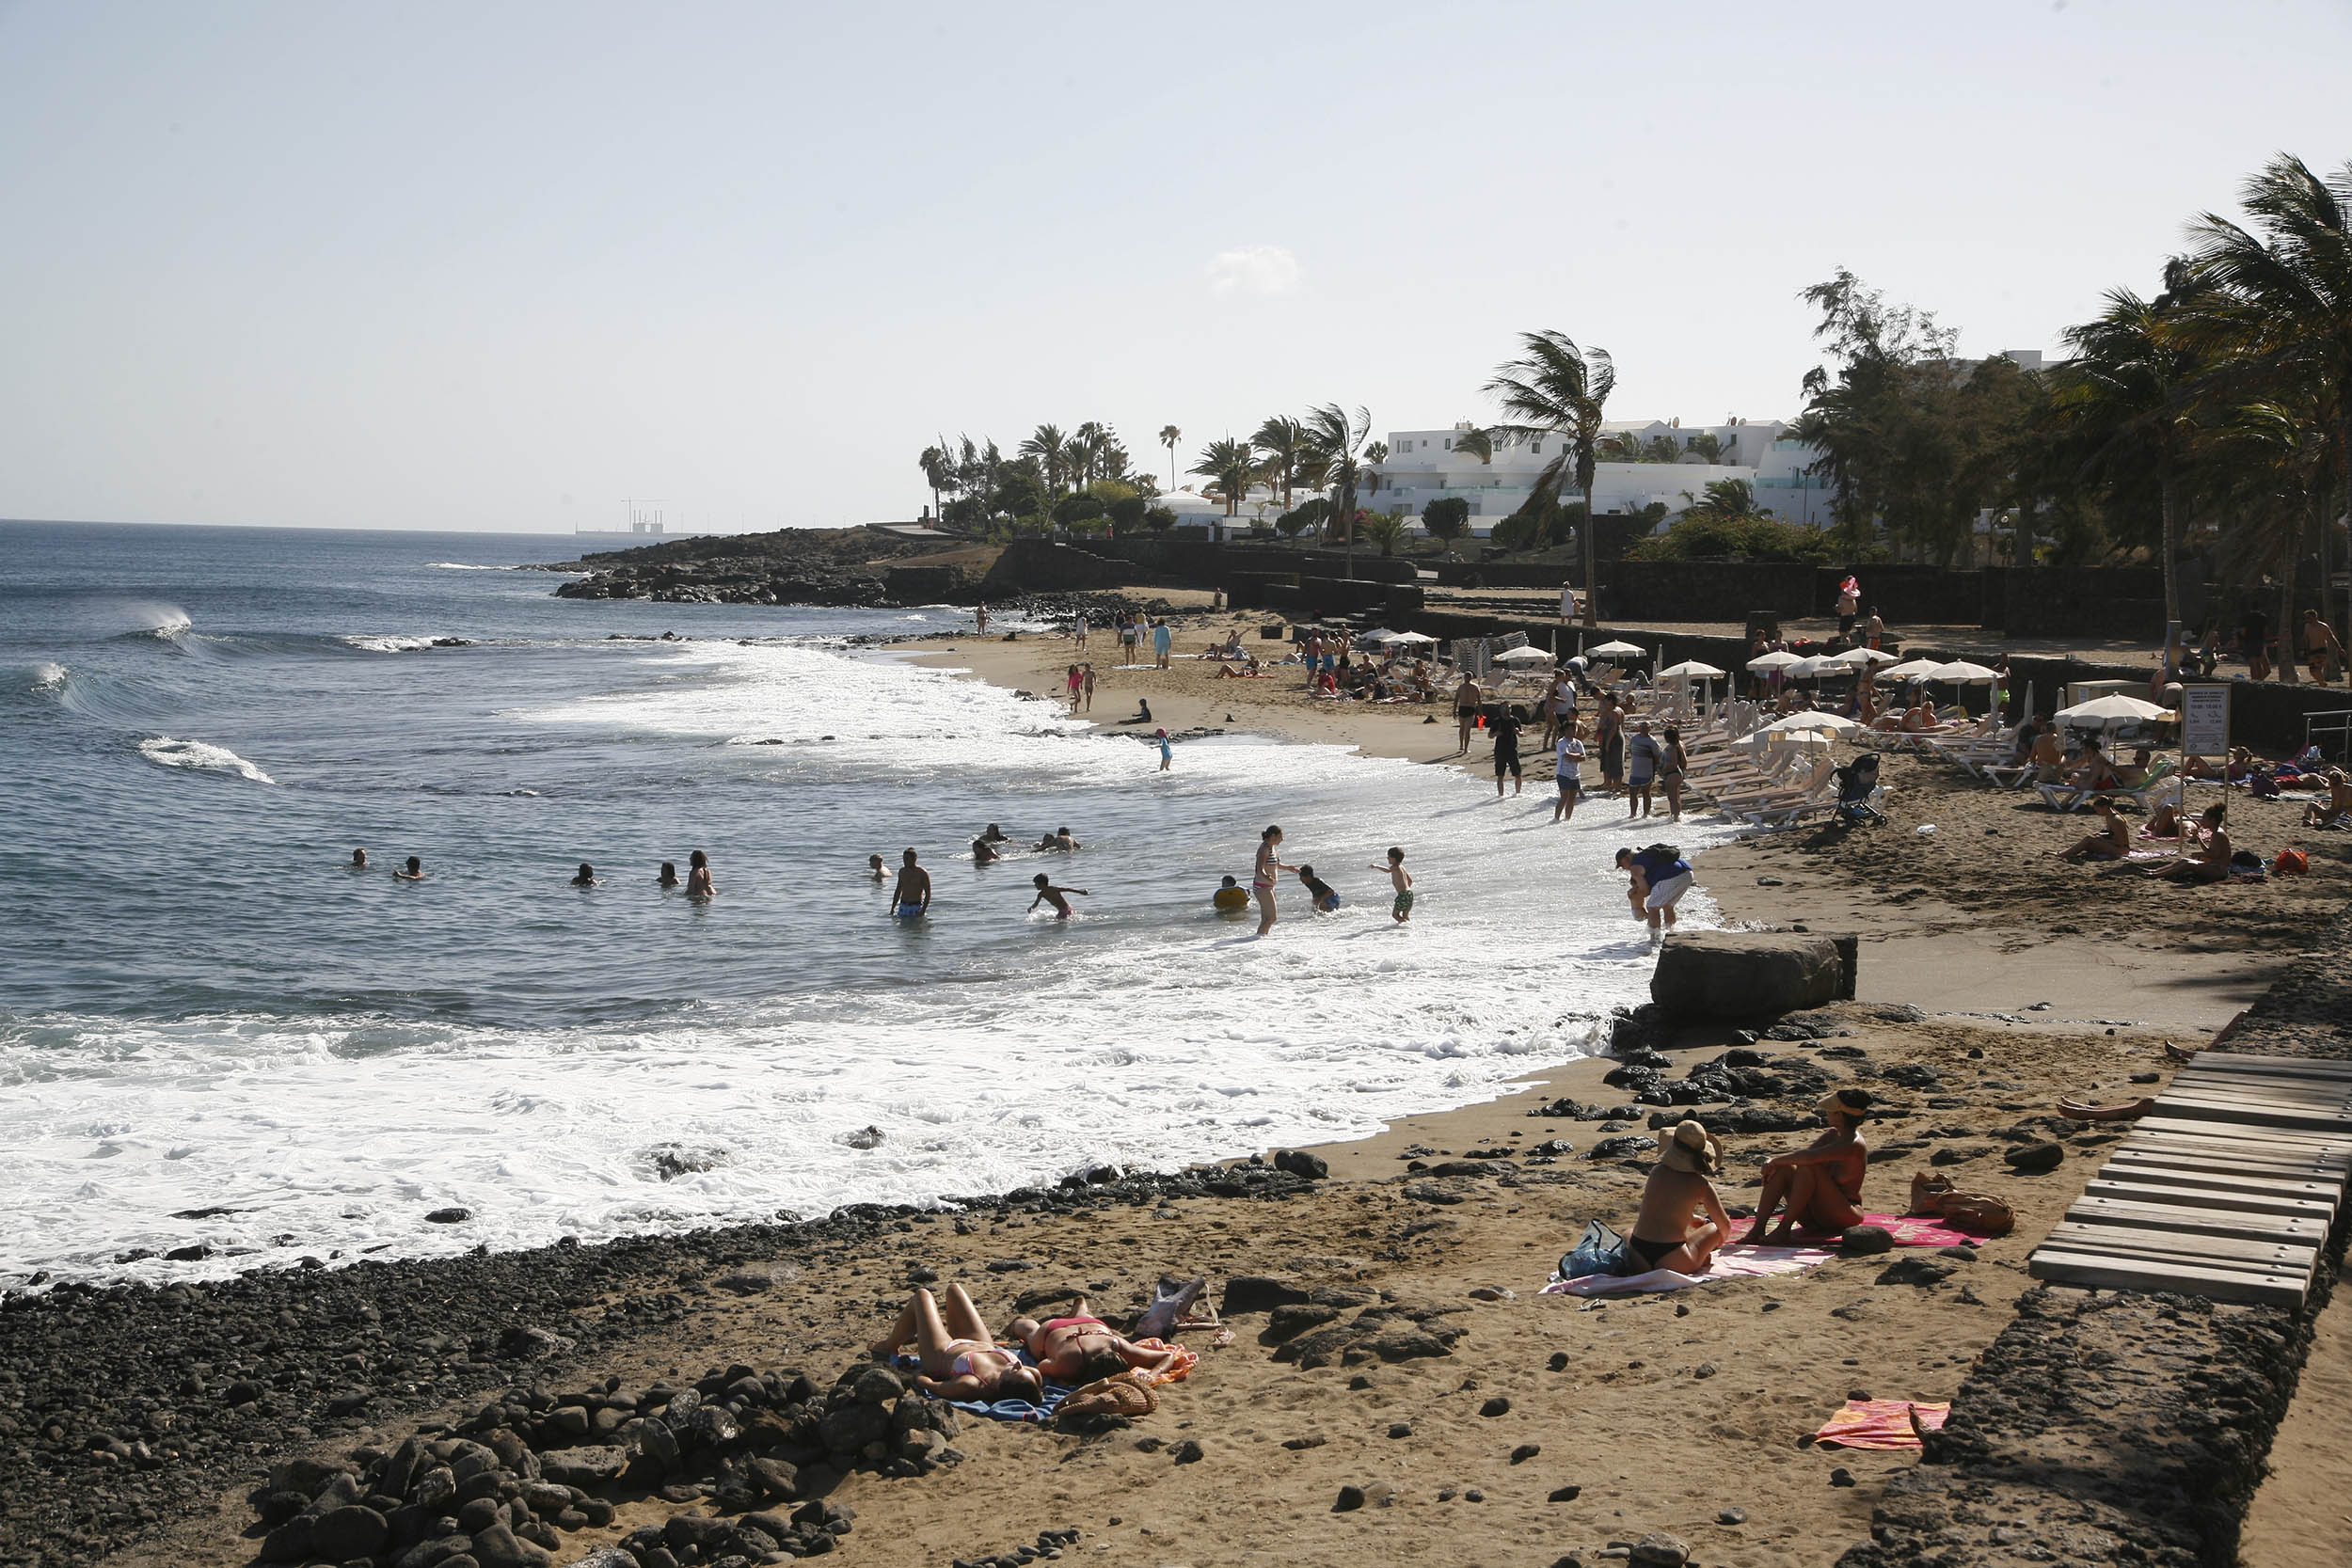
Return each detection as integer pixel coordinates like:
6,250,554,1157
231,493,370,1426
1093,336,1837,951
880,563,972,604
977,538,1119,596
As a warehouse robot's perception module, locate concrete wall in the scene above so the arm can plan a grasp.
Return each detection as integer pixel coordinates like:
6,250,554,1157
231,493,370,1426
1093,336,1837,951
978,538,1119,595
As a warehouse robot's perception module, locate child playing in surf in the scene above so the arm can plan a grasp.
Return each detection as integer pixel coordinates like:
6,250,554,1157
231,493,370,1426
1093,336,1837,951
1295,864,1342,912
1028,874,1089,919
1368,847,1413,923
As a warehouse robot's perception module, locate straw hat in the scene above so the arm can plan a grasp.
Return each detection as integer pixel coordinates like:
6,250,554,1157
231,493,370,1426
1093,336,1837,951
1657,1118,1721,1175
1818,1088,1873,1126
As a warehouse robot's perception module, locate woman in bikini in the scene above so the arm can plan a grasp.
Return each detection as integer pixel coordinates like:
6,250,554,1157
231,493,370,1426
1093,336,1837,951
868,1285,1044,1404
1253,824,1295,938
1004,1299,1185,1386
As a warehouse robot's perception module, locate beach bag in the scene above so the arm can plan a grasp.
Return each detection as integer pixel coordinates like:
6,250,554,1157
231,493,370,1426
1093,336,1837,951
1908,1174,2015,1238
1057,1372,1157,1426
2274,847,2310,877
1560,1219,1629,1281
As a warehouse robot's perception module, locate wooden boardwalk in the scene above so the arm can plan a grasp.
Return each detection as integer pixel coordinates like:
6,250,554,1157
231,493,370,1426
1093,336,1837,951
2026,1053,2352,1307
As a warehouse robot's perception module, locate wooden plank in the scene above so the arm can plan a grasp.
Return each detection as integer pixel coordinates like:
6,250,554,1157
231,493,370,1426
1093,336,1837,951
2138,1117,2352,1148
2185,1053,2352,1081
2122,1132,2352,1168
2028,1247,2310,1307
2080,1179,2335,1220
2121,1125,2352,1156
2103,1163,2346,1201
2044,1221,2319,1270
2166,1077,2352,1108
2107,1147,2349,1181
2142,1099,2352,1133
2035,1238,2312,1286
2064,1196,2330,1244
2176,1059,2352,1084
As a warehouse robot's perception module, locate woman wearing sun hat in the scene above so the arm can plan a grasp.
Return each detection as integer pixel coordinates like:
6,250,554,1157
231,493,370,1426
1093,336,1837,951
1626,1119,1733,1275
1740,1089,1874,1243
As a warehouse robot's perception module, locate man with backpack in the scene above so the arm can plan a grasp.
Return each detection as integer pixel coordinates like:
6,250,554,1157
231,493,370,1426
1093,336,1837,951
1615,842,1692,938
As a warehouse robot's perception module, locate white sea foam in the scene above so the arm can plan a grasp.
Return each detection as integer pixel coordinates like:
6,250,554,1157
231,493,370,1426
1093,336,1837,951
29,663,66,690
341,634,437,653
424,562,512,571
9,645,1739,1287
137,736,277,785
123,602,192,637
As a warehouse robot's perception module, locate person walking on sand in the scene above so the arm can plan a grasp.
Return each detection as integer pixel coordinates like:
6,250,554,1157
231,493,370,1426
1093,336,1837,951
1064,663,1083,709
1659,725,1690,823
1490,703,1525,797
1454,673,1485,755
891,848,931,918
1152,617,1172,670
1081,663,1097,711
1028,874,1089,920
1252,825,1296,937
684,849,715,899
1369,846,1414,923
1595,693,1625,794
1624,720,1661,819
1553,721,1586,823
2302,610,2344,685
1836,575,1860,638
1866,607,1885,652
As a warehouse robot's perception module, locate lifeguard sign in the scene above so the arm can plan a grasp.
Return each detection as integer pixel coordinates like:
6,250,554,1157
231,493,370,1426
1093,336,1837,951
2182,684,2229,760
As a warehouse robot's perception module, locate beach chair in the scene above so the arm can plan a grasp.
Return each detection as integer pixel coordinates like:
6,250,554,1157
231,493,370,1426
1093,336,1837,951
1713,757,1836,822
2037,758,2176,813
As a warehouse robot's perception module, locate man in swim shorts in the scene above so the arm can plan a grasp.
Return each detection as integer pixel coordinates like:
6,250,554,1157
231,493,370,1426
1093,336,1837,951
1295,864,1342,911
892,848,931,917
1490,704,1524,797
1615,844,1692,936
1028,873,1089,919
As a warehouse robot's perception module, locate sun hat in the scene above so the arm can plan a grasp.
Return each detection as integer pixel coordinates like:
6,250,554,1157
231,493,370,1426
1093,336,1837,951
1657,1118,1721,1175
1818,1088,1873,1125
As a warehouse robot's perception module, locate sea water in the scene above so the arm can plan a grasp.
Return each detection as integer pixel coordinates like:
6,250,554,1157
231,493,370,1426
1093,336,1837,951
0,520,1733,1288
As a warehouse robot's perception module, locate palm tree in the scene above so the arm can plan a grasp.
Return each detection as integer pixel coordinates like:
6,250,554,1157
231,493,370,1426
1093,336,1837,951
2185,154,2352,643
1019,424,1070,494
918,443,952,524
1676,478,1772,523
1301,404,1374,553
1251,416,1309,507
1191,437,1261,515
2055,280,2207,627
1158,424,1182,491
2209,397,2332,683
1452,429,1493,464
1482,331,1616,625
1071,421,1112,489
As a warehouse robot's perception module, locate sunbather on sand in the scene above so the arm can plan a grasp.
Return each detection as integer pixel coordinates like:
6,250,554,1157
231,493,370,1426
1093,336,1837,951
2301,768,2352,827
1740,1090,1872,1243
869,1285,1046,1403
2058,798,2133,862
2056,1096,2155,1121
2156,804,2232,883
1005,1279,1199,1384
1627,1120,1733,1275
2026,728,2066,784
2142,797,2189,839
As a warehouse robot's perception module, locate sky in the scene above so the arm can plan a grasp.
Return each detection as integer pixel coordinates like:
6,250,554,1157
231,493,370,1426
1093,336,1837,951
2,0,2349,535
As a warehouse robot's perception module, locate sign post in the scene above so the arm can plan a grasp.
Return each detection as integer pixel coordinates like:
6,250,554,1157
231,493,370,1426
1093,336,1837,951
2181,684,2229,801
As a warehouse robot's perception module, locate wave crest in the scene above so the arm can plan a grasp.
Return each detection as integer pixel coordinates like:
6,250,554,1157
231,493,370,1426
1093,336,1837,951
138,737,277,784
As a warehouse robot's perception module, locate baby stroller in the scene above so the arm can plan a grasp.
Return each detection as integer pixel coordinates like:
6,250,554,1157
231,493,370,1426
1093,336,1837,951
1834,754,1885,826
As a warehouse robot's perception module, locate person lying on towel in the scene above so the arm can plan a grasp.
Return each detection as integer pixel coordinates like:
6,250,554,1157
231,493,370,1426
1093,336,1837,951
867,1285,1044,1404
1002,1278,1200,1385
1625,1120,1734,1275
1740,1089,1873,1243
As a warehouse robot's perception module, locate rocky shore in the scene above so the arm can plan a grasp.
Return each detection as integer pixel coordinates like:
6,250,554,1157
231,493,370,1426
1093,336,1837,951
539,529,964,609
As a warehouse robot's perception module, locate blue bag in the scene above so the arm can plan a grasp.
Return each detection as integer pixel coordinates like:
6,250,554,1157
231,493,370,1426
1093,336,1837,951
1561,1219,1629,1281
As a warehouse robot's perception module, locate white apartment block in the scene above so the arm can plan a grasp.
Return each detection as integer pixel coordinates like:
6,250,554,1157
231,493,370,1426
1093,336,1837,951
1372,417,1834,532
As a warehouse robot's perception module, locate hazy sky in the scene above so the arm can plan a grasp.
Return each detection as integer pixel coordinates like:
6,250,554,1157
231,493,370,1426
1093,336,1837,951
3,1,2348,535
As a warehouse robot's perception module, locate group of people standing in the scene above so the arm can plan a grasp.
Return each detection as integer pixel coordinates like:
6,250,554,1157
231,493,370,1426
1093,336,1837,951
1451,672,1689,823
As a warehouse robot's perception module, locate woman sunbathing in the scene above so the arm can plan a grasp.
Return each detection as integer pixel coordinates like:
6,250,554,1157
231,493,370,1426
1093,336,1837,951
868,1285,1045,1404
1740,1090,1872,1243
1004,1283,1197,1385
2058,799,2132,862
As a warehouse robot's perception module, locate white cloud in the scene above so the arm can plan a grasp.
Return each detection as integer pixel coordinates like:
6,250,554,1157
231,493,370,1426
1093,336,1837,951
1205,245,1301,298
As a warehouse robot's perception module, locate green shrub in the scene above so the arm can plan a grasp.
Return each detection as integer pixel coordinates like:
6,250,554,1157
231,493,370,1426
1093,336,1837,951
1422,497,1471,541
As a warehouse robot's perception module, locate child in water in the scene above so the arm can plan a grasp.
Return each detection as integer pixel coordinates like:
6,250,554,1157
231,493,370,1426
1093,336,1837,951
1295,864,1342,912
1212,875,1250,912
1368,847,1413,923
1154,728,1172,771
1028,874,1089,919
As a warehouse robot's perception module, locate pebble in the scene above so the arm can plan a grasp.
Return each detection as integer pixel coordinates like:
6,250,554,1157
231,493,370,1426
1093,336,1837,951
1718,1506,1748,1525
1510,1444,1541,1464
1386,1423,1412,1439
1333,1486,1367,1513
1549,1484,1582,1502
1168,1440,1203,1465
1693,1363,1717,1379
423,1207,472,1224
1830,1467,1857,1487
1479,1397,1511,1418
1548,1352,1570,1371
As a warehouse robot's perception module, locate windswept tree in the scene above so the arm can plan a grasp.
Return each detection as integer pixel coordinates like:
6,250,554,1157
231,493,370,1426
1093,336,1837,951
1481,331,1615,624
1302,404,1375,548
918,443,953,522
1070,421,1113,488
1191,437,1262,515
1158,424,1182,490
1251,416,1310,507
1019,424,1070,494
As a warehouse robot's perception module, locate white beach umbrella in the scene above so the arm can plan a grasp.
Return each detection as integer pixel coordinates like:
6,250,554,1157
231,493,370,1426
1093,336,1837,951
1588,640,1647,659
1927,660,2000,683
1390,630,1438,644
2053,693,2169,729
1655,660,1727,680
1359,627,1401,642
1833,646,1896,667
1493,644,1554,663
1758,710,1865,736
1745,649,1803,673
1785,655,1842,680
1877,657,1943,681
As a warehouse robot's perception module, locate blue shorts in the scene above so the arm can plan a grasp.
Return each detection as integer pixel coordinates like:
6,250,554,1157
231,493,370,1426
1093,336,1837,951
895,903,925,919
1317,895,1342,912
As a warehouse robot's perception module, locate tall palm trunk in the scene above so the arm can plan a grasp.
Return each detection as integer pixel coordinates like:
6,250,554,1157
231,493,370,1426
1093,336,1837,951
2278,527,2301,686
2158,468,2182,631
1580,479,1599,626
2014,494,2037,568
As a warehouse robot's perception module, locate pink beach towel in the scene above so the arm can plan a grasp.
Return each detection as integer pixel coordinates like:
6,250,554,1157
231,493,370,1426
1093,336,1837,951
1540,1243,1837,1297
1814,1399,1950,1451
1788,1212,1987,1247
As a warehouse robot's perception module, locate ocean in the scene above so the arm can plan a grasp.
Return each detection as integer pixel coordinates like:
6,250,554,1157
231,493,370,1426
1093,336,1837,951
0,520,1730,1288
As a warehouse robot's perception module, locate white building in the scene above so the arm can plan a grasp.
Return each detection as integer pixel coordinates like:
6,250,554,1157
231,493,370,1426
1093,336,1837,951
1371,417,1834,532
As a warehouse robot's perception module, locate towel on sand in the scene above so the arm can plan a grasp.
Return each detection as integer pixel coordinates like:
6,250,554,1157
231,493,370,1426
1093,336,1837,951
1815,1399,1951,1450
1540,1243,1836,1297
1788,1212,1988,1247
898,1338,1197,1423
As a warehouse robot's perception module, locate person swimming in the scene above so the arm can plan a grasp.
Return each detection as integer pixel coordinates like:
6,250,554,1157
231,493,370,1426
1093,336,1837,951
892,848,931,917
867,853,887,882
685,849,714,899
349,847,369,869
392,855,425,882
979,824,1009,845
1028,873,1089,919
1295,863,1341,912
657,861,681,888
972,835,1001,865
569,862,599,887
1035,827,1080,851
1212,875,1250,912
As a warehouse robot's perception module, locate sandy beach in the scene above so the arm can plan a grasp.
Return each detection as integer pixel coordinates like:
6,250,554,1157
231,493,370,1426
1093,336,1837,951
25,604,2349,1568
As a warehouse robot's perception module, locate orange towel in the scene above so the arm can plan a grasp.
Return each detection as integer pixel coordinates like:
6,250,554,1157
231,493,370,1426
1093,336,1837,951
1814,1399,1950,1450
1133,1338,1199,1387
